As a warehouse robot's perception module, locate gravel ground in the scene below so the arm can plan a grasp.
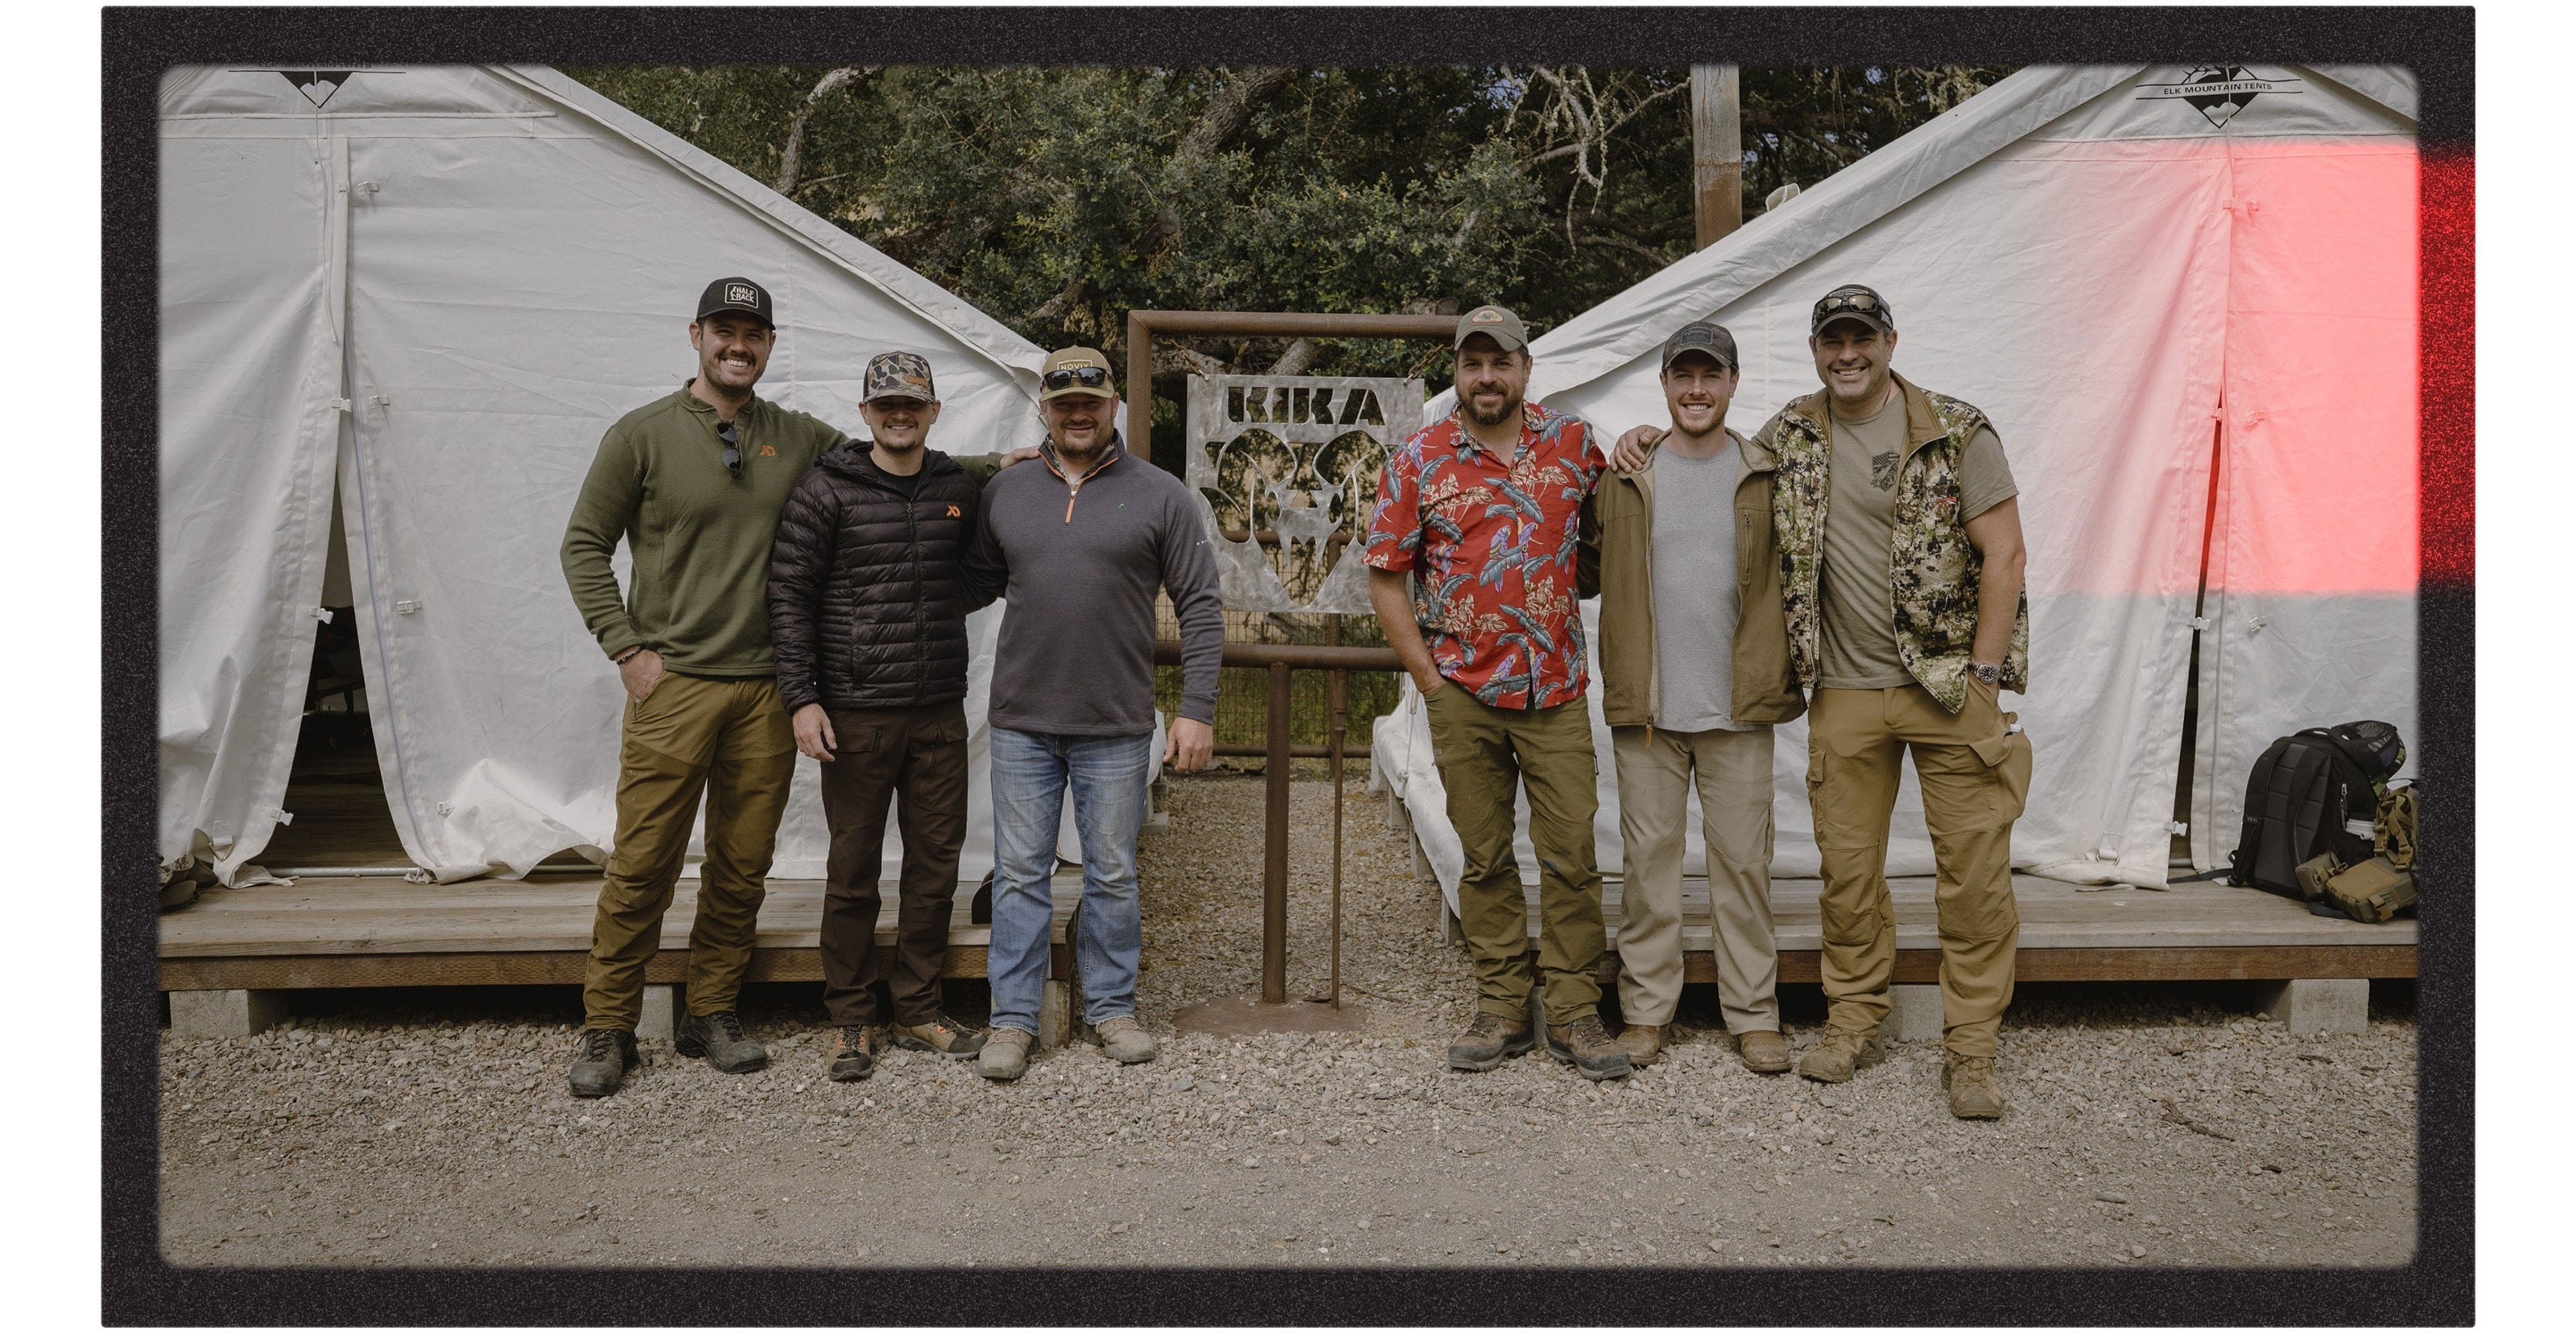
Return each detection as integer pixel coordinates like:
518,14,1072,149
159,771,2417,1268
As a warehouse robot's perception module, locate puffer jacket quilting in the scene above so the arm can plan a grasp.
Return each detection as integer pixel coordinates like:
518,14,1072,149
768,445,991,713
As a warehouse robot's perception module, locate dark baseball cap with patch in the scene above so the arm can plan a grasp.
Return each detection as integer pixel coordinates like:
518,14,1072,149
1810,284,1893,336
1454,304,1530,353
1660,321,1739,373
863,351,938,403
696,276,775,328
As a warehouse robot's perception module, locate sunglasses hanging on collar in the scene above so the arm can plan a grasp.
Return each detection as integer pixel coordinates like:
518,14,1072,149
716,418,744,479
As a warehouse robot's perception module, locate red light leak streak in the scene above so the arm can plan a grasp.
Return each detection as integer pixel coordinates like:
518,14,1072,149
2419,148,2471,591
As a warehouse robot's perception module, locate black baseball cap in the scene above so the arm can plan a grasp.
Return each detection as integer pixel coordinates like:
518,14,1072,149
1660,322,1739,373
696,277,775,328
1810,284,1893,336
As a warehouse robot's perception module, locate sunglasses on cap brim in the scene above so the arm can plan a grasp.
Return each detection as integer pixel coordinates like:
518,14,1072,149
1042,365,1113,394
1815,292,1887,318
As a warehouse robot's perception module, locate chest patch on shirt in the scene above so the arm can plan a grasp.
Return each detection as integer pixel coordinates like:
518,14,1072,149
1870,450,1901,492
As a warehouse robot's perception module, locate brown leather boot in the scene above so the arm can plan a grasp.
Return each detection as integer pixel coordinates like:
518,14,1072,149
1612,1023,1666,1066
1797,1029,1885,1083
1735,1029,1790,1073
1545,1015,1633,1081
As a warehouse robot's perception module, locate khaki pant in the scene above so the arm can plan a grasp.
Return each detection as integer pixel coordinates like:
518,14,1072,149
1423,686,1604,1027
583,673,797,1030
1807,680,2033,1058
1611,723,1777,1032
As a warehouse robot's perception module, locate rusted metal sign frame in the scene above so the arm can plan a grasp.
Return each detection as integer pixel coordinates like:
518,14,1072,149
1129,309,1454,1032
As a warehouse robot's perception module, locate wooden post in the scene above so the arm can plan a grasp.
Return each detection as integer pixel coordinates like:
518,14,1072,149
1691,65,1744,250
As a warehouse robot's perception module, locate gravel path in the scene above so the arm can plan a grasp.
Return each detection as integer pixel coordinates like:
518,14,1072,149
159,773,2417,1268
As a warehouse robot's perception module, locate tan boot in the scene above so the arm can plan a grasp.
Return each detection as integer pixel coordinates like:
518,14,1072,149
1944,1054,2005,1119
1797,1029,1885,1083
1735,1029,1790,1074
1612,1023,1666,1066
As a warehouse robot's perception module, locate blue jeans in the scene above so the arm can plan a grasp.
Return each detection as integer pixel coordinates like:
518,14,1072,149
986,726,1154,1035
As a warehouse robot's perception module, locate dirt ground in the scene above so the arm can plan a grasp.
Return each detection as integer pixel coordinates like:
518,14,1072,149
158,772,2417,1269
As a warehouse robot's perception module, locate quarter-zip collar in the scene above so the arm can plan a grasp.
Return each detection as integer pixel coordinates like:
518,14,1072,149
1041,431,1125,523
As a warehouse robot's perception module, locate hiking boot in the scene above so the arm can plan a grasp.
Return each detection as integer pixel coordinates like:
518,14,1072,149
568,1028,637,1098
675,1011,769,1073
891,1014,988,1059
828,1025,881,1082
1096,1016,1158,1065
1736,1029,1790,1074
1546,1014,1633,1082
1447,1009,1536,1072
1612,1023,1666,1066
1798,1029,1885,1083
1944,1054,2005,1119
978,1027,1034,1082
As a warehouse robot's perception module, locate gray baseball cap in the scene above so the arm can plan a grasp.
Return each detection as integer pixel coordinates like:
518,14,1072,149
1660,322,1739,373
1453,304,1530,353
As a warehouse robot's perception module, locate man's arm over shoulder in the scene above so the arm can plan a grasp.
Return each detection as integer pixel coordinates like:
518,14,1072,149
1158,480,1224,727
766,468,841,714
963,468,1012,605
560,419,645,660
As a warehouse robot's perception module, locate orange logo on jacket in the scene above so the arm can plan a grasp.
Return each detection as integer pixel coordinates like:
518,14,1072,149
946,505,962,517
758,444,776,457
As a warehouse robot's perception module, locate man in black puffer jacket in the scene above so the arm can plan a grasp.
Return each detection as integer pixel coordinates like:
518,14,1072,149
768,350,1025,1082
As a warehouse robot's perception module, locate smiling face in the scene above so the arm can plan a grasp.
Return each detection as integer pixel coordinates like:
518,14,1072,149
1810,319,1896,412
1041,389,1119,457
689,314,773,397
862,396,942,453
1661,352,1739,436
1454,336,1531,429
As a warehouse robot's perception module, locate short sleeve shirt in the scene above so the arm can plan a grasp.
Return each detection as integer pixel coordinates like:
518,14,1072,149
1812,396,2017,688
1363,404,1606,709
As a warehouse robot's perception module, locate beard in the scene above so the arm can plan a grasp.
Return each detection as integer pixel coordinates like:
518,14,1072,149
1461,393,1519,428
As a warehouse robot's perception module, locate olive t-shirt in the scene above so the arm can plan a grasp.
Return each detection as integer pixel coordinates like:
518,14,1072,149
1810,393,2017,689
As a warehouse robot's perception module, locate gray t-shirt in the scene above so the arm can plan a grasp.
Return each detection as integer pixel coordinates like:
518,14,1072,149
1814,394,2017,689
1649,443,1753,732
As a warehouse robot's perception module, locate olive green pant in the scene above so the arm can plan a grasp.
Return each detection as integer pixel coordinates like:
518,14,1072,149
1807,680,2033,1059
583,673,797,1031
1422,684,1604,1027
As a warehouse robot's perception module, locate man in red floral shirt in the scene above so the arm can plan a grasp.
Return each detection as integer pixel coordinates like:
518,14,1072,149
1366,305,1629,1082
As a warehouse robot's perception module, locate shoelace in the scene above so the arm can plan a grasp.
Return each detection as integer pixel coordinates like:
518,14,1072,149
709,1012,747,1044
840,1025,870,1049
580,1030,621,1061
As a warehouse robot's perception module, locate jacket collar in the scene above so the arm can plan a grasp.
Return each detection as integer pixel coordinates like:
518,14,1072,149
1634,423,1761,475
819,441,963,490
1042,431,1125,484
675,381,764,422
1789,371,1946,458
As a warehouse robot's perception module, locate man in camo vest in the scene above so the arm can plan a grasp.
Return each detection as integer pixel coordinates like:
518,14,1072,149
1620,283,2033,1118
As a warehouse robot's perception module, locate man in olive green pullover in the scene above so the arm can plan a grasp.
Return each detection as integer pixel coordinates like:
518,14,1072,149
558,278,844,1095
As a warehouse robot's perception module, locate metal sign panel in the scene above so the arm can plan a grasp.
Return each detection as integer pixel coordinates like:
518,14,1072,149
1185,374,1423,613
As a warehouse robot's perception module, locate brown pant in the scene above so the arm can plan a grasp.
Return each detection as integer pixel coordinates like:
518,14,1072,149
583,674,796,1030
1611,723,1778,1032
1807,680,2033,1058
817,698,970,1028
1423,685,1605,1027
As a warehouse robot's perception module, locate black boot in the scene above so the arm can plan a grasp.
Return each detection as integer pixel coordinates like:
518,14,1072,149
568,1028,638,1098
828,1025,880,1082
675,1011,770,1073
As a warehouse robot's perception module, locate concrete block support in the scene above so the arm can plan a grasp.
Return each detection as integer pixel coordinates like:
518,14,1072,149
637,984,678,1045
167,989,287,1039
2254,978,2368,1036
1886,984,1945,1043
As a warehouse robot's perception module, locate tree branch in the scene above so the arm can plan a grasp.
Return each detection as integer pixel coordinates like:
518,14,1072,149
775,67,876,197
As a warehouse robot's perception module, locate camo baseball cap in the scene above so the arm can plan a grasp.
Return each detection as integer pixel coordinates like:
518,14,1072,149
1660,321,1739,373
862,351,938,404
1810,284,1894,336
1454,304,1530,353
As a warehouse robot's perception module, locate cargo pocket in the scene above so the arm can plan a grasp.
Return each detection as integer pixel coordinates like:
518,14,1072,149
1967,711,2033,826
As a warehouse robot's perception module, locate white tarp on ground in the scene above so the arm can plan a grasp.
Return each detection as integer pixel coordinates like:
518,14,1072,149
1378,65,2419,910
160,64,1054,885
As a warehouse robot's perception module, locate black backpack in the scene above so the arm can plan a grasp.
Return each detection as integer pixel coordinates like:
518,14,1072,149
2226,721,2405,897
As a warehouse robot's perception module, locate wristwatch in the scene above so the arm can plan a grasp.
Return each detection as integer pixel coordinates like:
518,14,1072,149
1970,661,2001,686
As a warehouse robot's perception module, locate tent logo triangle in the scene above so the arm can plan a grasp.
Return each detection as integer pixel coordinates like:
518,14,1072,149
2133,66,2303,129
233,69,370,109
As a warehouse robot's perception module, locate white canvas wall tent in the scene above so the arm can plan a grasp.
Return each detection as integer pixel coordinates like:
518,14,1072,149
159,64,1056,886
1379,65,2419,912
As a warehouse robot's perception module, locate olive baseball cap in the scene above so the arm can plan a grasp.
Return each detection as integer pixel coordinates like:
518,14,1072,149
1660,321,1739,373
862,351,937,404
1454,304,1530,353
696,276,774,328
1810,284,1894,336
1038,346,1117,401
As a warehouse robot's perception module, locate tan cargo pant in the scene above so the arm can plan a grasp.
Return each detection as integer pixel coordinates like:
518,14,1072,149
583,673,797,1030
1422,685,1606,1027
1611,723,1777,1032
1808,680,2033,1059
